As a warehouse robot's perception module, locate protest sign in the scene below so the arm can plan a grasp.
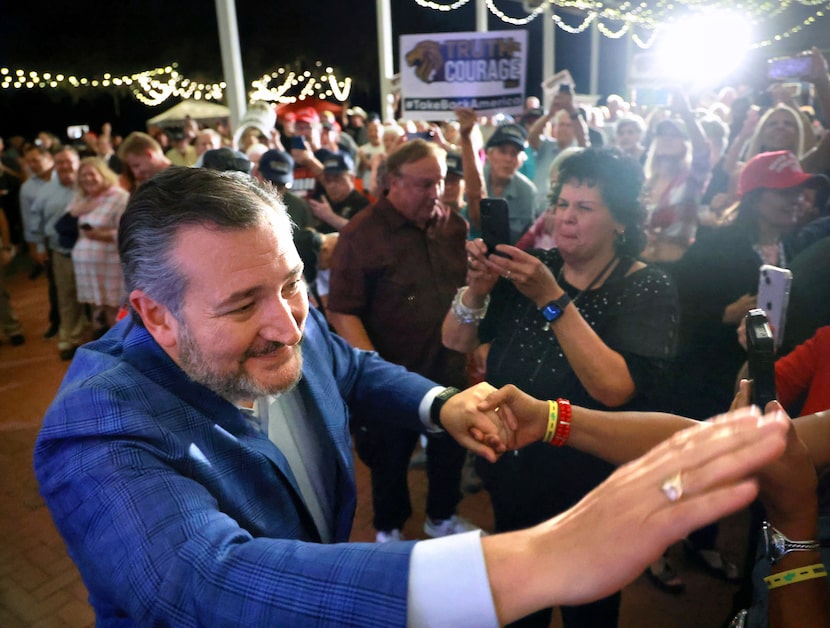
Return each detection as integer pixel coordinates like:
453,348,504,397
400,30,528,120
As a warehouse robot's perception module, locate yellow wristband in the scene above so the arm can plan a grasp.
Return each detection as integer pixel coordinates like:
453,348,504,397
764,563,827,590
543,400,559,444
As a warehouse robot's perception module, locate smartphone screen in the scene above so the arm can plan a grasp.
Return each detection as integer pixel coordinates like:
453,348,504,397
66,124,89,140
767,56,812,81
480,198,511,255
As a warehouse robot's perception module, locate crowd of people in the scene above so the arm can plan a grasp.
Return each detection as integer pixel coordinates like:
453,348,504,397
2,46,830,627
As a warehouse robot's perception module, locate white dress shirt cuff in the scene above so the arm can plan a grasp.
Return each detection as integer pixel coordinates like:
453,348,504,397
407,530,498,627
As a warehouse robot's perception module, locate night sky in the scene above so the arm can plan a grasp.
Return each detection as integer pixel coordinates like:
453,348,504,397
0,1,826,139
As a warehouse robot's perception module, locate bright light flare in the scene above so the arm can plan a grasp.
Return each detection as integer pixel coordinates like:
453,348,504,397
655,10,752,87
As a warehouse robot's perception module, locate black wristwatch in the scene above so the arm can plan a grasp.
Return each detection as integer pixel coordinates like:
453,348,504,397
761,521,821,564
430,387,461,430
540,293,572,324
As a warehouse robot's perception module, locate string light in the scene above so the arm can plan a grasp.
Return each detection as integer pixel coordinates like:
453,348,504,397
0,61,354,106
413,0,830,49
632,28,660,49
552,12,596,34
596,20,630,39
249,65,352,104
751,5,829,48
485,0,547,25
413,0,471,10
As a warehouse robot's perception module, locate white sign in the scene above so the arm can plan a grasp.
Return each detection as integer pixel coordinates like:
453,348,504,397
400,30,528,120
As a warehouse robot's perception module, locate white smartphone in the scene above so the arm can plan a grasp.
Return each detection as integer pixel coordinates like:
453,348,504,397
756,264,792,350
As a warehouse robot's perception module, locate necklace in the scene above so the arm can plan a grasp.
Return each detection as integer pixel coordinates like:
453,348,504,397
556,254,620,305
753,241,785,267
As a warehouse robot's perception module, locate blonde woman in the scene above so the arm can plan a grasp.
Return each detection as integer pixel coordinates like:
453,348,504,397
68,157,129,334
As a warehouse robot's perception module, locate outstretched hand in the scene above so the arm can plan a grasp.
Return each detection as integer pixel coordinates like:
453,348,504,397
483,406,790,622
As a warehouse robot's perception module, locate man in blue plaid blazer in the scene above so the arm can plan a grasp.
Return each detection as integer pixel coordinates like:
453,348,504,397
34,167,506,627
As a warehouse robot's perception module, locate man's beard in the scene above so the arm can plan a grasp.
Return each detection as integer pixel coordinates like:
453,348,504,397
177,322,303,403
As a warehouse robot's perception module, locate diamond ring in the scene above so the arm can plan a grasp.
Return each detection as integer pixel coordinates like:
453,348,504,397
660,471,684,502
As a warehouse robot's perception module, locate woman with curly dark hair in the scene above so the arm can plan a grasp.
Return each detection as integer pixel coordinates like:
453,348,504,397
443,148,678,627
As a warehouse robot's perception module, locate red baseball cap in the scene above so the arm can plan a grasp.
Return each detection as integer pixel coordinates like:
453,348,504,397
294,107,320,125
738,150,827,196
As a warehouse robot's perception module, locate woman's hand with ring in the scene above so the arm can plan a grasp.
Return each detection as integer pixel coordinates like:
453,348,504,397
485,245,561,306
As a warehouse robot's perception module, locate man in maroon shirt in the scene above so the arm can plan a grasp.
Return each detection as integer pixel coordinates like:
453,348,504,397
327,140,474,542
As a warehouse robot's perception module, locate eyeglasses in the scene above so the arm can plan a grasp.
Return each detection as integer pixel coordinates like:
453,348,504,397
393,173,444,191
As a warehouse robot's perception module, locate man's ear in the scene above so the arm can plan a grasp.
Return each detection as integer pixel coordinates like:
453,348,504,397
129,289,179,349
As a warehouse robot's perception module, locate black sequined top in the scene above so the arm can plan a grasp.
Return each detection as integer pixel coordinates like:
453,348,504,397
479,248,678,410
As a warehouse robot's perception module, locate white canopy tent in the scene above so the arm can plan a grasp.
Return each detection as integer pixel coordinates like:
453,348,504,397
146,99,231,129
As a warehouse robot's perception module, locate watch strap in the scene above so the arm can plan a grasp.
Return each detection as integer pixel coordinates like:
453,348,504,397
540,293,572,323
430,387,461,430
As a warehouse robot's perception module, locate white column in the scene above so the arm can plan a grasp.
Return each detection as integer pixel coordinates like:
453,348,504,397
590,18,600,96
376,0,395,122
476,0,488,32
214,0,246,131
623,30,632,100
543,4,554,106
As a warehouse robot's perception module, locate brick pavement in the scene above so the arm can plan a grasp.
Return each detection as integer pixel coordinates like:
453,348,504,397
1,258,747,627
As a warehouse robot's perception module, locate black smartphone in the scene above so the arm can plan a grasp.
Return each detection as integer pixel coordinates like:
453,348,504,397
480,198,511,256
80,223,93,231
289,135,307,151
745,308,777,409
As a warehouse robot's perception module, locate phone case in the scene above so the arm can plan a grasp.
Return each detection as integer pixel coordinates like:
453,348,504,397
756,264,792,349
480,198,511,254
745,309,777,408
